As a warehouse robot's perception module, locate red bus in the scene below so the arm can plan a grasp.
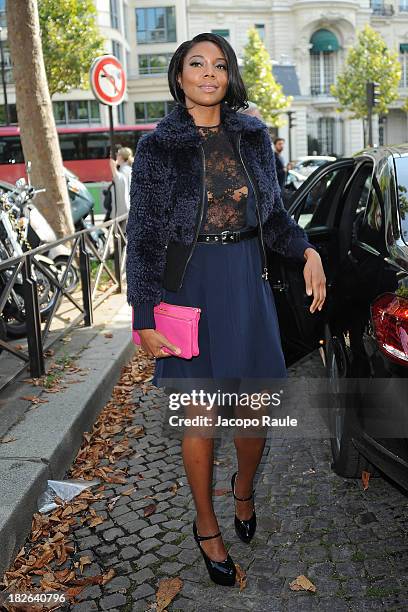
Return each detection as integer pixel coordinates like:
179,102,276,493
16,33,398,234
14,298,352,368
0,124,156,184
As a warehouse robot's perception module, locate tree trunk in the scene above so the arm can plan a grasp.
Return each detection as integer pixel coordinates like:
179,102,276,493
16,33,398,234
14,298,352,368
6,0,74,238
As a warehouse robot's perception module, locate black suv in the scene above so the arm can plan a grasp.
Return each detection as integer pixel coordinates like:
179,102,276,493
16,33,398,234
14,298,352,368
268,146,408,490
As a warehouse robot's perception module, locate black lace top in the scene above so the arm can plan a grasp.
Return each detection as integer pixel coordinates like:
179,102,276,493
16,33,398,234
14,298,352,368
197,124,254,233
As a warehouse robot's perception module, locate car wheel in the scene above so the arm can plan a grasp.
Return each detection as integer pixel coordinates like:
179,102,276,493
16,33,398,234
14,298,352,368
325,324,371,478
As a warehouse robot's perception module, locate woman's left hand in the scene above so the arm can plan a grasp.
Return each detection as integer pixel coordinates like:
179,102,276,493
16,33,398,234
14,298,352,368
303,248,326,313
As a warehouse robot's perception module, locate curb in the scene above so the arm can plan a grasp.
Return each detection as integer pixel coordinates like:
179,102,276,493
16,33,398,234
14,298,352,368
0,300,136,578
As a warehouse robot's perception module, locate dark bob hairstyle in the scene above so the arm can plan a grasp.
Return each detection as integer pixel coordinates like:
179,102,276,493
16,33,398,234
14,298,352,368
168,32,248,112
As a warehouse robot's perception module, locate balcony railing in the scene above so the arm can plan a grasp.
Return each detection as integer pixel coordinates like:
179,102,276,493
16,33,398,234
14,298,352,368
310,85,334,96
371,3,395,16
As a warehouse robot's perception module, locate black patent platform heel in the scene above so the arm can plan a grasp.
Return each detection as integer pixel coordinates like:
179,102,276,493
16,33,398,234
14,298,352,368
231,471,256,543
192,520,236,586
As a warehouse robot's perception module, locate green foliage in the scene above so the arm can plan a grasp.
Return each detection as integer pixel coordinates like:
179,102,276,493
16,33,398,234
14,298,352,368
330,24,402,119
38,0,104,97
242,28,292,127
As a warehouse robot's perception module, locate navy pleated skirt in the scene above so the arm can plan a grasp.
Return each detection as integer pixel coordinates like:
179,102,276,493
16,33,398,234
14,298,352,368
153,236,288,393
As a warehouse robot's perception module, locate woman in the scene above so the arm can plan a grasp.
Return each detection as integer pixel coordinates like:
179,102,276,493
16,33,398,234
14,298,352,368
110,146,133,233
126,33,326,586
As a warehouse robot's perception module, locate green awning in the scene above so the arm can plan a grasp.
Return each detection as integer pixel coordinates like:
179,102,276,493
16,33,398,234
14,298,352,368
310,29,340,53
400,43,408,53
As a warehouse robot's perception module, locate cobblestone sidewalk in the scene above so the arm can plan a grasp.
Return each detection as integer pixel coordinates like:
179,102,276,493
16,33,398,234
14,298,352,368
69,352,408,612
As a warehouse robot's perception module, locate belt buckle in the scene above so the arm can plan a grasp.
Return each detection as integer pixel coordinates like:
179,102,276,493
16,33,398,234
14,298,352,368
221,230,231,244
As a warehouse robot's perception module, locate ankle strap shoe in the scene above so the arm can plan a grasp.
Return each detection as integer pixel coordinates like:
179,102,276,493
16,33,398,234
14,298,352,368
192,520,236,586
231,472,257,544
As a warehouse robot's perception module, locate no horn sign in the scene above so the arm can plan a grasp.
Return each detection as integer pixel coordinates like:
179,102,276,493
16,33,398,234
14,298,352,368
90,55,126,106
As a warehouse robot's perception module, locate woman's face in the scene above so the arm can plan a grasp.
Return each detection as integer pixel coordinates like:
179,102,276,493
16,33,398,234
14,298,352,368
178,41,228,109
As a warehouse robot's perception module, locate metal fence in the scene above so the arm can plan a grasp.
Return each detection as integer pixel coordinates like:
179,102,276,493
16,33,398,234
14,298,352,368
0,215,127,393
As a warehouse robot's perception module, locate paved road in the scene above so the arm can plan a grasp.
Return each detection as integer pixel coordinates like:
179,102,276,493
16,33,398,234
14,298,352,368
68,351,408,611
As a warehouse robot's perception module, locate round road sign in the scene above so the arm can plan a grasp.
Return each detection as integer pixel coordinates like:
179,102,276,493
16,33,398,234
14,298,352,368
90,55,126,106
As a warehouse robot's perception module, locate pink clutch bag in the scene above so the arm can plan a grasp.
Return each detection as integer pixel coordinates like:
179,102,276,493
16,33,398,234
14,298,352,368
132,302,201,360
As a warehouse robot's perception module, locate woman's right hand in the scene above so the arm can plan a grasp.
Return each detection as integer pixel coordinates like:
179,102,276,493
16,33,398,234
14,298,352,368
137,329,181,358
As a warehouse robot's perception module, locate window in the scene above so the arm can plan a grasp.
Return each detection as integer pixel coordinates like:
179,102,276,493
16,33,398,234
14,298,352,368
399,45,408,87
0,103,18,126
134,100,175,122
310,30,339,95
126,50,131,77
401,0,408,11
138,53,172,75
310,52,335,95
136,7,176,44
353,171,385,253
85,134,110,159
112,40,122,61
110,0,119,29
318,118,335,155
255,24,265,42
0,135,24,164
53,102,66,124
123,3,129,39
0,44,14,84
53,100,101,124
211,29,230,42
0,0,6,27
294,168,350,229
118,101,126,124
394,157,408,244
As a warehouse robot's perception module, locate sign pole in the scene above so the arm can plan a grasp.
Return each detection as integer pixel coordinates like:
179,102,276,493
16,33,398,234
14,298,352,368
108,105,115,160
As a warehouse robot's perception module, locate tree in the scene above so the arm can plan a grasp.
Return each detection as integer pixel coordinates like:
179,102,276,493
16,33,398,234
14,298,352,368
7,0,74,238
242,28,292,127
330,25,402,120
38,0,104,97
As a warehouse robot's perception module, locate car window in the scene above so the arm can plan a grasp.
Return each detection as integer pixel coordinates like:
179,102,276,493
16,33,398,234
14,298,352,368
353,164,386,253
293,168,344,229
394,156,408,245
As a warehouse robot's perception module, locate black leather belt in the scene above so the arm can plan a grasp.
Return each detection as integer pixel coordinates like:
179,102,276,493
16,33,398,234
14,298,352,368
197,227,258,244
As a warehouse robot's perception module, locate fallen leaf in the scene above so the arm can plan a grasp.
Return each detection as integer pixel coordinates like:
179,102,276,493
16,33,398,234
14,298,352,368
235,563,247,591
126,425,145,437
144,503,157,517
79,556,92,573
68,568,115,587
1,436,17,444
107,495,121,511
88,516,104,528
156,577,183,612
122,487,137,496
65,585,85,598
289,575,316,593
361,470,371,490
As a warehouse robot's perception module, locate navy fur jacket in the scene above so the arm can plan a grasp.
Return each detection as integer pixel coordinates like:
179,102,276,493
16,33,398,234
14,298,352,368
126,102,314,329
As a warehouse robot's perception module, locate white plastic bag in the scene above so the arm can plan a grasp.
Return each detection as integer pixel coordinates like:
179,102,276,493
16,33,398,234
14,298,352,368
37,479,100,513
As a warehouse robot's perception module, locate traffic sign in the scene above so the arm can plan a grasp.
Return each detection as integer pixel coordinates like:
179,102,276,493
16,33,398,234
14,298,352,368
90,55,126,106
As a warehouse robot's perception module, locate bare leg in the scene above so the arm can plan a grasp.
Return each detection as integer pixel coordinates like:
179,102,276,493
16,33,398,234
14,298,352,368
233,437,266,520
182,435,228,561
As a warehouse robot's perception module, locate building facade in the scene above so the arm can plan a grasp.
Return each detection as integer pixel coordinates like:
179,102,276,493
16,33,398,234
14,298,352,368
1,0,408,160
0,0,130,128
